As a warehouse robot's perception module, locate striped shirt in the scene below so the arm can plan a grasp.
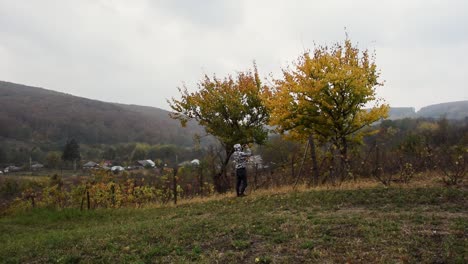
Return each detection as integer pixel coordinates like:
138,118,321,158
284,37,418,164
233,147,251,169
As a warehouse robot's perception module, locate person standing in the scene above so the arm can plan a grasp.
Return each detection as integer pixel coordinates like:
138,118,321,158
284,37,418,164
233,143,251,197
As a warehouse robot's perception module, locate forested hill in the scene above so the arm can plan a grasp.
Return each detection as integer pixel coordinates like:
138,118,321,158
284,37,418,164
385,101,468,120
417,101,468,120
0,81,202,146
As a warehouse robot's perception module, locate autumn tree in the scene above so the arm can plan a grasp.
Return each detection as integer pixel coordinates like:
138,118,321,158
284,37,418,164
169,64,270,192
266,38,389,183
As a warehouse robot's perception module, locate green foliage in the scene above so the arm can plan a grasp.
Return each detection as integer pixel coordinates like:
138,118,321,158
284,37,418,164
130,143,149,161
101,146,116,160
62,139,81,162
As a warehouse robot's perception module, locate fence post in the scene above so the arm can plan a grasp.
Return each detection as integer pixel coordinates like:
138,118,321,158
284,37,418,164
254,163,258,190
111,183,115,207
199,166,203,197
86,189,90,210
173,167,178,205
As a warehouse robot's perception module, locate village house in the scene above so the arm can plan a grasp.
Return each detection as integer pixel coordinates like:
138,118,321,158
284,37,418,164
83,161,99,169
31,163,44,170
136,160,155,168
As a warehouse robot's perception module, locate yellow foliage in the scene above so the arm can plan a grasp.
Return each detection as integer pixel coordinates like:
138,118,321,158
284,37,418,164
417,121,439,132
265,38,389,147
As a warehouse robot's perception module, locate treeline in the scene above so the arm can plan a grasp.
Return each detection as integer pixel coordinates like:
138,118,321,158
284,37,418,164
254,117,467,187
0,142,202,169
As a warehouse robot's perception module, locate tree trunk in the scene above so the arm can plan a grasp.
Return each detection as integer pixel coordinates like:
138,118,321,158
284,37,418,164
308,134,320,186
111,184,115,207
173,167,178,205
294,141,309,189
254,163,258,190
199,167,204,197
340,137,351,182
291,153,296,180
86,190,90,210
213,149,234,193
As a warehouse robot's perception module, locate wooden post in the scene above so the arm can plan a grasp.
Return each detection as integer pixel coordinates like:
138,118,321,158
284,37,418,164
294,141,310,189
86,189,90,210
254,163,258,190
111,183,115,207
309,134,320,186
173,167,178,205
291,154,296,180
199,166,203,197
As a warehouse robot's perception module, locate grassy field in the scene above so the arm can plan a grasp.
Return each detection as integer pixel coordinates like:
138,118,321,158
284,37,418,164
0,184,466,263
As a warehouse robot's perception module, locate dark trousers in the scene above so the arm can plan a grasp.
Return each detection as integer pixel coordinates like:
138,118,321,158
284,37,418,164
236,167,247,196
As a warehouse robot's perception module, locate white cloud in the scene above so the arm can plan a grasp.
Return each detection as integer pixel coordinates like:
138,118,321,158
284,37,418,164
0,0,466,110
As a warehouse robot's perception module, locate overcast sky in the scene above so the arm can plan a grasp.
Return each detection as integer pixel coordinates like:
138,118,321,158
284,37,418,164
1,0,467,110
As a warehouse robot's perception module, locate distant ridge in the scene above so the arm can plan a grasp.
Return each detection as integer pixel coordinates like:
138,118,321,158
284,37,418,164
387,101,468,120
416,101,468,120
0,81,203,146
387,107,416,119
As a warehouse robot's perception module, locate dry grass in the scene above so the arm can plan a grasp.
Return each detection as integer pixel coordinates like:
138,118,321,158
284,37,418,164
170,172,452,208
0,176,466,263
1,172,466,263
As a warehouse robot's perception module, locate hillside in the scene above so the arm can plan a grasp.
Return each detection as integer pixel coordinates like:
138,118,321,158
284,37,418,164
417,101,468,120
0,81,202,147
387,101,468,120
0,185,465,263
387,107,416,119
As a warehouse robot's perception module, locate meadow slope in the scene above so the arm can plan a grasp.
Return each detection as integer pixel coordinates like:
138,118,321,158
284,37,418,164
0,185,466,263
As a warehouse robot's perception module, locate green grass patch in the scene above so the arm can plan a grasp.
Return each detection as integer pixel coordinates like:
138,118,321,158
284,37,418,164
0,186,466,263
